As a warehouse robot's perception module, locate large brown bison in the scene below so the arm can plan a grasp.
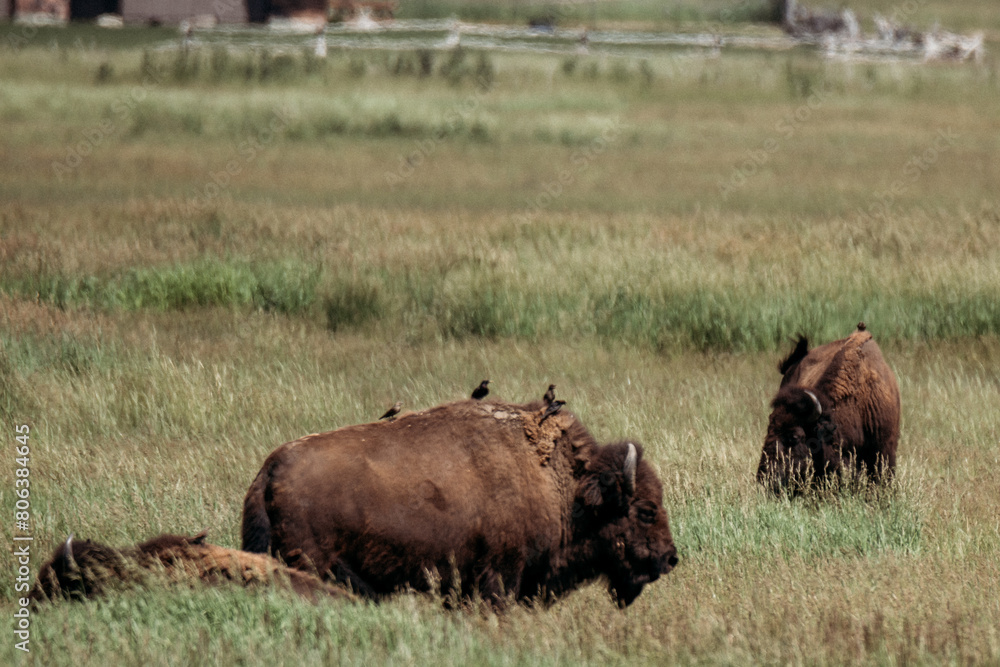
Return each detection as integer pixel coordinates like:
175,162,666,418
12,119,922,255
30,532,356,604
242,399,678,608
757,323,901,490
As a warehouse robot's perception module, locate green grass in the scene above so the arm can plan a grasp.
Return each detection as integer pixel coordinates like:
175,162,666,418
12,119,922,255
2,24,1000,665
2,47,998,352
7,255,1000,351
7,258,321,314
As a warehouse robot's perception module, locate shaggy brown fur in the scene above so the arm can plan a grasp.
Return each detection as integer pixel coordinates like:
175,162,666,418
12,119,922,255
758,325,901,490
30,532,357,605
242,398,678,608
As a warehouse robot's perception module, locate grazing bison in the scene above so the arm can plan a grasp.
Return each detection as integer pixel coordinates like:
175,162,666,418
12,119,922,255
30,532,356,604
757,323,901,490
242,399,678,608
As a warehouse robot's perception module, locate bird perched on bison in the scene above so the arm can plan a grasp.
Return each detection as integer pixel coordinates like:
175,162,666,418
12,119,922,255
543,384,556,406
380,401,403,420
540,399,565,423
242,398,678,609
757,324,901,491
471,380,490,400
30,532,356,605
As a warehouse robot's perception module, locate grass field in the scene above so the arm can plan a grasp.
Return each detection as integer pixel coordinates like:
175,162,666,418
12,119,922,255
2,14,1000,666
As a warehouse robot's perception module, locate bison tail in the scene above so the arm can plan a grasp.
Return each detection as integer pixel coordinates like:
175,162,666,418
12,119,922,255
241,464,273,554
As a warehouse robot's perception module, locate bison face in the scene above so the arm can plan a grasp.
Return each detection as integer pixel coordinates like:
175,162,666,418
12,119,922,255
30,535,131,603
758,386,840,490
605,497,678,608
575,441,678,608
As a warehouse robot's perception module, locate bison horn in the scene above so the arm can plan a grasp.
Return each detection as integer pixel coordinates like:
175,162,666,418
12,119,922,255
804,390,822,417
61,534,79,575
623,442,637,496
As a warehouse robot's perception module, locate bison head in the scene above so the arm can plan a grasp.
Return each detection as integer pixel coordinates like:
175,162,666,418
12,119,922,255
574,441,678,608
758,385,841,491
30,535,134,603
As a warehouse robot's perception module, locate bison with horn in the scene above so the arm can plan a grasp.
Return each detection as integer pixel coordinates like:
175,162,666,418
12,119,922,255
242,398,678,608
757,323,901,491
30,532,356,604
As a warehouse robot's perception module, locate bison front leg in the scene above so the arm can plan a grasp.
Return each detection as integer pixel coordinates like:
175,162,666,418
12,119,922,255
810,416,843,488
859,448,895,485
461,548,526,608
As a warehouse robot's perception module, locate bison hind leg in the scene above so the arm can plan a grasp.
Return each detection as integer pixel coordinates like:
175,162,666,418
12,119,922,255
327,560,380,600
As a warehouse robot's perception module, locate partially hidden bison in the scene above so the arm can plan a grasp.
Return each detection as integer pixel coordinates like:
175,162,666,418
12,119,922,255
757,323,901,491
30,531,356,604
242,398,678,608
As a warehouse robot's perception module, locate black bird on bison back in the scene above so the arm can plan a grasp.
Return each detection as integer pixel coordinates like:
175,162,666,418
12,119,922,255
471,380,490,400
379,402,403,420
543,384,556,406
540,399,565,423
